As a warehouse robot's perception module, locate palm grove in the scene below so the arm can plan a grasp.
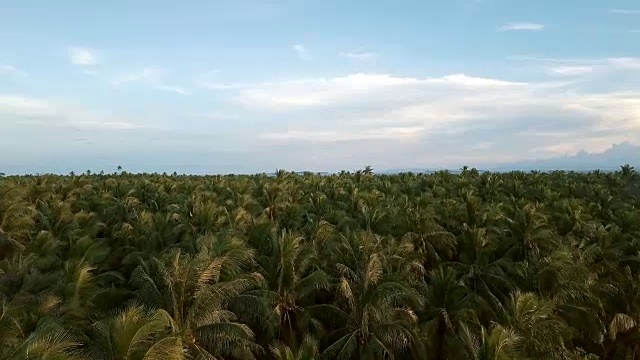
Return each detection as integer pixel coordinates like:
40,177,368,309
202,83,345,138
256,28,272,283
1,166,639,359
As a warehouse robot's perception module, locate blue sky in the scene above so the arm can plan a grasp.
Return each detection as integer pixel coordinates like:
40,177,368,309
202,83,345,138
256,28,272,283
1,0,639,173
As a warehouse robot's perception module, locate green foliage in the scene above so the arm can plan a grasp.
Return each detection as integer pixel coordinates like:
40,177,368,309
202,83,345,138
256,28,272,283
0,167,639,359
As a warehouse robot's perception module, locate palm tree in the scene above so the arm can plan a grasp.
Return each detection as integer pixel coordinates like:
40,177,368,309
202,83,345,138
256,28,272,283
419,266,478,360
270,336,320,360
1,318,84,360
60,260,107,326
457,323,522,360
316,231,422,359
0,299,23,353
607,312,640,359
90,303,182,360
451,225,513,323
501,201,556,261
0,184,35,257
130,235,262,359
257,230,331,350
502,291,574,360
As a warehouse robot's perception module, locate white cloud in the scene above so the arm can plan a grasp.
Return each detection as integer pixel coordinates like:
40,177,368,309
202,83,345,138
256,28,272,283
534,143,581,156
193,69,223,88
206,64,640,167
562,92,640,132
112,67,164,85
260,126,424,142
339,51,377,60
66,120,144,130
232,73,526,110
82,69,99,77
0,64,28,77
426,74,526,87
500,22,545,31
610,9,640,14
5,51,640,170
112,67,190,95
608,57,640,69
507,55,596,64
68,47,98,66
201,82,244,90
0,94,145,130
514,56,640,75
201,73,518,95
0,95,55,117
292,44,311,59
187,111,243,121
154,85,191,95
548,65,595,76
471,142,496,150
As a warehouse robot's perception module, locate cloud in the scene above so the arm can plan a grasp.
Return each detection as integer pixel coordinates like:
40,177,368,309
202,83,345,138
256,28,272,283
499,22,545,31
260,126,425,142
427,74,526,87
513,56,640,77
339,51,377,60
0,95,55,117
292,44,311,59
5,50,639,172
0,94,145,130
112,67,164,85
548,65,595,76
610,9,640,15
506,55,595,63
112,67,191,95
230,73,527,110
67,121,144,130
195,62,640,171
82,69,99,77
471,142,496,150
192,69,222,88
608,57,640,69
68,47,98,66
202,69,221,76
200,82,244,90
154,85,191,95
0,64,28,77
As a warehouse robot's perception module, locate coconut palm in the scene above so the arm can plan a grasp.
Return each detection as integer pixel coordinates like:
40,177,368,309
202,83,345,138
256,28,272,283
270,336,320,360
89,303,182,360
457,323,522,360
1,318,84,360
502,291,574,360
419,266,479,360
317,231,422,360
257,229,331,350
130,235,262,359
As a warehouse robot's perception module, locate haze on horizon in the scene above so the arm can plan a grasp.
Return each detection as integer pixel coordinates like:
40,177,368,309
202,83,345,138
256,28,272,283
1,0,639,174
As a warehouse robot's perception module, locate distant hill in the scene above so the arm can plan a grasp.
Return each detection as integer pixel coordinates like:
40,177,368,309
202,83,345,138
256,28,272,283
488,142,640,172
381,142,640,174
379,168,453,174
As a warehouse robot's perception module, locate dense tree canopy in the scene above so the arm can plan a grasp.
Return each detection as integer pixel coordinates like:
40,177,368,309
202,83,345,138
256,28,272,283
0,166,639,359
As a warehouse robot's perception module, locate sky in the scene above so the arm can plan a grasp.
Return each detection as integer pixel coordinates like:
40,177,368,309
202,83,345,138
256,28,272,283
1,0,639,174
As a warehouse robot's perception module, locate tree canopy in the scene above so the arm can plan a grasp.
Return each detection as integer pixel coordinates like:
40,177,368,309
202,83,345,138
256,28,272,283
0,166,639,359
